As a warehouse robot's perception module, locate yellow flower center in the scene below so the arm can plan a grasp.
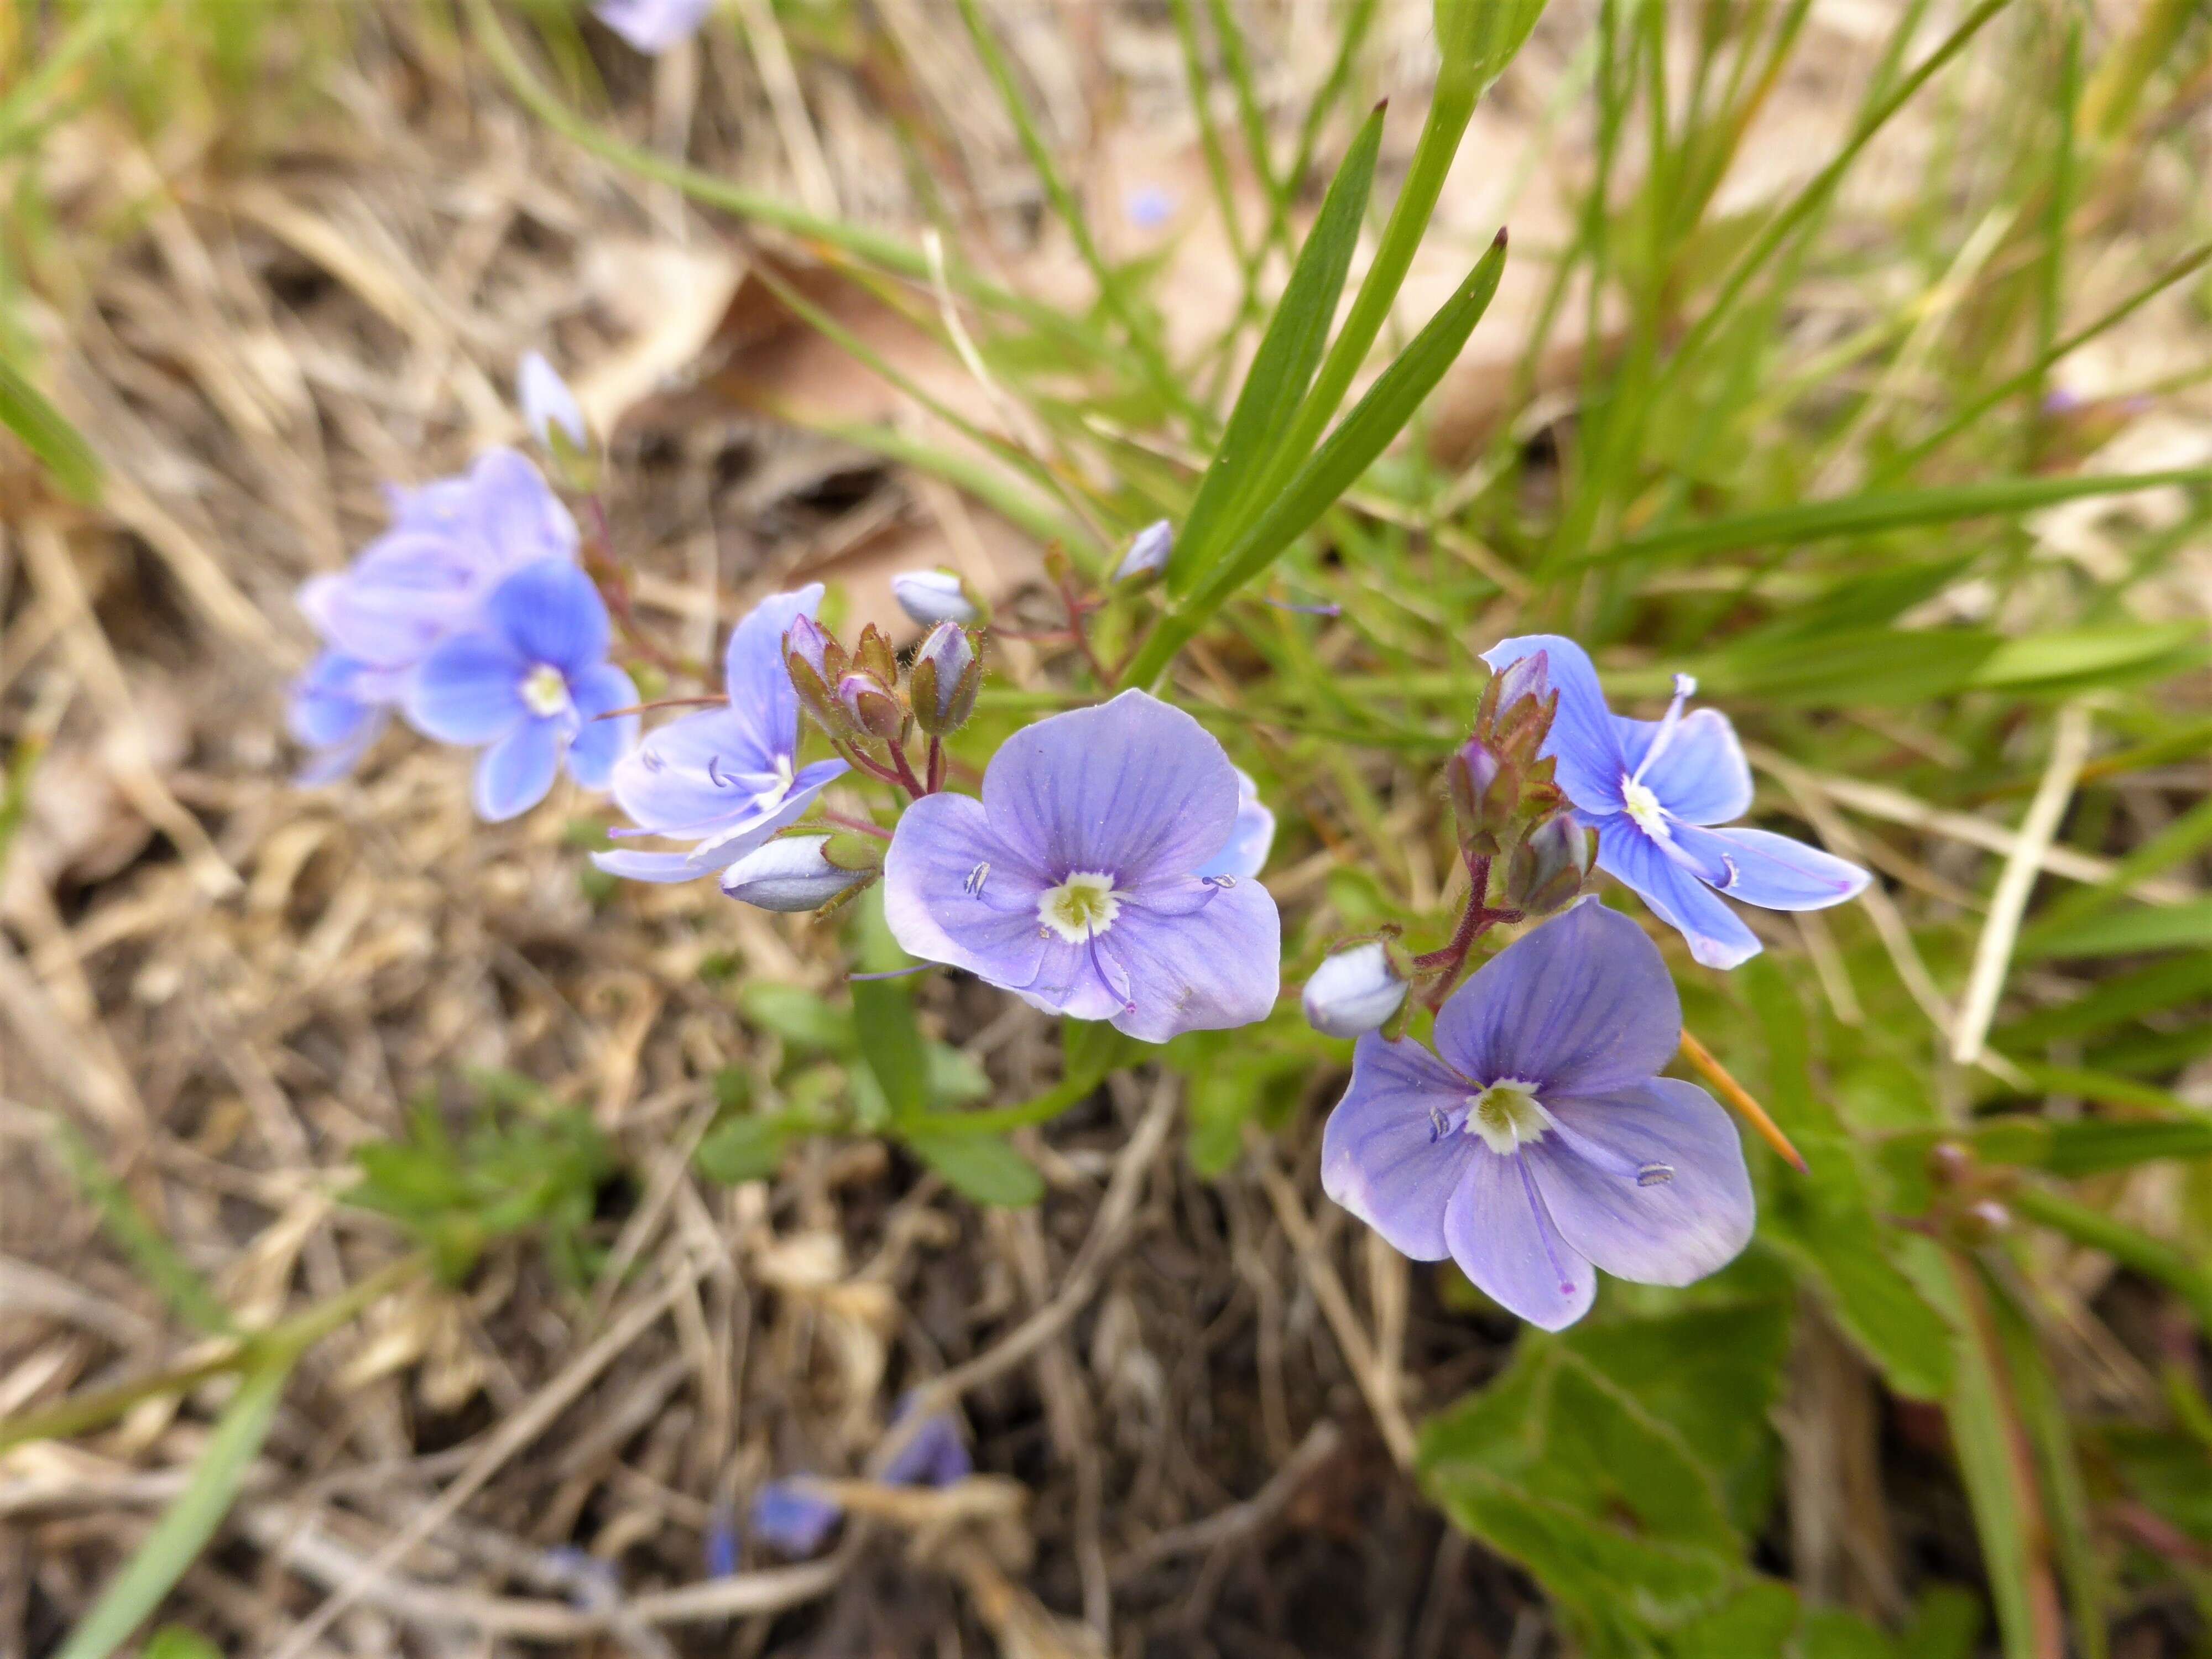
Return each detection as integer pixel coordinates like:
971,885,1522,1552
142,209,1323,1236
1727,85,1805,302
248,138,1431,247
1038,872,1120,942
521,664,570,718
1467,1079,1552,1154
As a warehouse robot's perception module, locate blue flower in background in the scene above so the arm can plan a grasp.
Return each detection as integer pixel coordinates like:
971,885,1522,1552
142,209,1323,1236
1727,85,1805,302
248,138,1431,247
289,448,578,781
409,560,637,822
747,1408,972,1560
1480,634,1870,969
1322,899,1753,1331
593,585,848,884
593,0,714,53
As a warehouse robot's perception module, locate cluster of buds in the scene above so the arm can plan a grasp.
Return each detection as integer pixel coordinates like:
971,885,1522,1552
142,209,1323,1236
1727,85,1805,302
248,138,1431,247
785,617,982,748
1445,649,1590,917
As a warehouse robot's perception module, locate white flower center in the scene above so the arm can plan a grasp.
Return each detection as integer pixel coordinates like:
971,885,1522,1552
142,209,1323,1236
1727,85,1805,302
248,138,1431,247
1037,872,1121,943
1465,1078,1554,1154
1621,777,1669,838
520,663,571,717
755,750,795,810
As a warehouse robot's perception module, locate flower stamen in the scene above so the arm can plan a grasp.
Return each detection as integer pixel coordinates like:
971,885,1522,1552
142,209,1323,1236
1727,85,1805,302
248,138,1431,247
1037,871,1120,943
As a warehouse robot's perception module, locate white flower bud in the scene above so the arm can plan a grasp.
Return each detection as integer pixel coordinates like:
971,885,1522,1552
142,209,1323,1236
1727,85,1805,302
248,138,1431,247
1114,519,1173,582
890,570,978,628
721,836,868,912
1301,942,1407,1038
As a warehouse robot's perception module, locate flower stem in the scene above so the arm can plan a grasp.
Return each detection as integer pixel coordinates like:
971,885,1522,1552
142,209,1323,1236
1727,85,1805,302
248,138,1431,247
1409,856,1519,1009
926,735,946,794
1676,1029,1809,1173
820,810,891,842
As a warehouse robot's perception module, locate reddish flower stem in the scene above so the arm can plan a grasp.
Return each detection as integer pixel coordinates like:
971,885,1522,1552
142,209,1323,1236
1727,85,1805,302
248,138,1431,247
820,810,892,842
926,735,946,794
1410,855,1523,1010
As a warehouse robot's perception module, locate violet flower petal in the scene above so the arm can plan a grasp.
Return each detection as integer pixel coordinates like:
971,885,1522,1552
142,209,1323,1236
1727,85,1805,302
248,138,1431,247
592,848,714,883
487,559,609,676
982,690,1239,879
1432,899,1679,1097
1086,879,1280,1041
1319,1034,1478,1261
1193,766,1275,881
1594,820,1764,969
1611,708,1751,825
1480,634,1627,813
1531,1078,1754,1287
408,632,530,744
722,583,822,757
747,1481,842,1557
565,662,639,790
1443,1152,1595,1332
882,791,1053,986
476,718,564,822
1668,823,1871,911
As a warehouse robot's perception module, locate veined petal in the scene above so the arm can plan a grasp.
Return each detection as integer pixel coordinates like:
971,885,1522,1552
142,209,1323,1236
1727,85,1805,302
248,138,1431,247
1093,878,1279,1042
565,662,639,790
1320,1034,1479,1261
1480,634,1627,814
592,847,715,883
883,792,1053,990
1670,823,1870,912
408,632,528,743
607,706,782,833
1595,818,1764,970
487,558,609,674
722,585,822,757
1443,1152,1595,1331
1193,767,1276,881
1531,1078,1754,1287
474,718,564,821
1432,899,1680,1097
1614,708,1751,825
982,690,1239,880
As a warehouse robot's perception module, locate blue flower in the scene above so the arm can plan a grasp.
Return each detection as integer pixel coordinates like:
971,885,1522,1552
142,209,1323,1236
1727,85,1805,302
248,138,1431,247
592,0,714,52
747,1408,972,1559
1194,766,1276,882
592,585,848,884
1322,899,1753,1331
1480,635,1870,969
883,690,1281,1043
408,560,638,822
288,448,577,781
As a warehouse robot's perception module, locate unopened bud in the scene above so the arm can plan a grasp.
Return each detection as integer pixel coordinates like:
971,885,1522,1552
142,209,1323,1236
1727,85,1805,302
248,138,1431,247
1928,1140,1975,1186
1445,737,1516,857
783,615,847,733
1957,1198,2012,1245
1114,519,1173,583
910,622,980,735
1302,942,1408,1039
518,351,596,490
721,835,872,912
890,569,979,628
1477,649,1557,754
836,670,905,744
852,623,899,688
1504,816,1590,915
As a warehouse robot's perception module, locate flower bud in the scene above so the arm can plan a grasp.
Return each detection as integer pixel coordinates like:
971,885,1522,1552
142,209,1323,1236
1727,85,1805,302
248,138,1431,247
518,351,596,491
1475,648,1555,755
836,670,906,744
890,569,979,628
1955,1198,2012,1245
1433,748,1522,863
783,615,847,734
852,623,899,688
1301,942,1408,1039
1503,815,1591,916
1114,519,1173,583
909,622,980,735
721,835,873,911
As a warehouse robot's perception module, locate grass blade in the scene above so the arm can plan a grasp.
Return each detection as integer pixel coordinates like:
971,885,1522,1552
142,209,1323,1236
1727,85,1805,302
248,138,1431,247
1585,469,2212,565
1129,231,1509,686
1167,102,1385,597
0,351,101,503
55,1360,290,1659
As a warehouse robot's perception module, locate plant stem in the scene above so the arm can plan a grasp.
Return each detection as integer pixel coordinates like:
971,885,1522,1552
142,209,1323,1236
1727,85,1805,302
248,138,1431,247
821,810,891,842
926,737,946,794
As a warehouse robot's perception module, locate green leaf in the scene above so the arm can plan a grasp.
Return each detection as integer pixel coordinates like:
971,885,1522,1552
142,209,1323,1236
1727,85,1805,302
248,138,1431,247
1586,470,2212,566
143,1631,224,1659
1126,232,1509,686
1898,1587,1983,1659
851,888,927,1121
693,1114,791,1185
902,1128,1045,1207
0,348,101,503
737,983,854,1054
1973,623,2206,688
1167,102,1385,596
56,1360,290,1659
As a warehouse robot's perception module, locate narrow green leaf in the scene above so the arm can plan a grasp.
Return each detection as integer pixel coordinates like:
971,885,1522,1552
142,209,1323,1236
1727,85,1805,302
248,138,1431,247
693,1114,791,1186
851,891,928,1123
56,1360,290,1659
1973,623,2205,688
1130,234,1509,686
0,351,101,503
1585,470,2212,566
1168,103,1385,597
902,1129,1045,1207
2025,898,2212,959
2007,1185,2212,1332
143,1631,224,1659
